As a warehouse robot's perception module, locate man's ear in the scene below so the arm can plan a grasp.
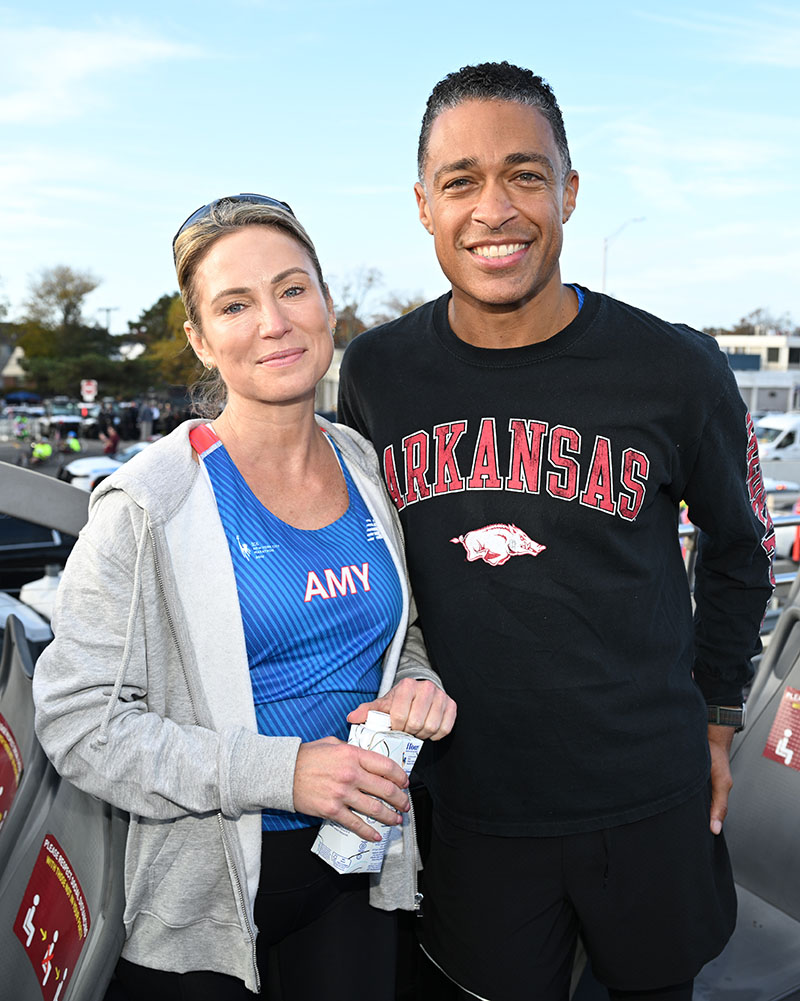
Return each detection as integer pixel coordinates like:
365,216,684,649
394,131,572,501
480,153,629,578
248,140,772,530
415,182,435,235
562,170,579,224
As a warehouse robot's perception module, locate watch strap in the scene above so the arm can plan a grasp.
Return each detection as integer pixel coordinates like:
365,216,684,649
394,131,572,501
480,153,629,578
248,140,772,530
707,704,745,730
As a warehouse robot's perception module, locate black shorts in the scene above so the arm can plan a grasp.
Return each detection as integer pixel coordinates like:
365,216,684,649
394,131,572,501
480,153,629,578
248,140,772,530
418,786,736,1001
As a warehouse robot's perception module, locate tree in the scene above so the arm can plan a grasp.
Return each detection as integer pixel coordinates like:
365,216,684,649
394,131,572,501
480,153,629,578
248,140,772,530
329,269,425,346
16,266,121,397
330,268,383,347
139,293,200,389
704,309,797,339
370,291,426,326
23,265,100,329
127,293,181,348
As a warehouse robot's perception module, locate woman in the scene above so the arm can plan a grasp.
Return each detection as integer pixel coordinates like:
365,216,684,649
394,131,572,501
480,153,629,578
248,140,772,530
33,193,456,999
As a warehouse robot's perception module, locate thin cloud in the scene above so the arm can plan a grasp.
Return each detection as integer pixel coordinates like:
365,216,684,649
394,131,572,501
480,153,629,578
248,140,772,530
614,116,795,210
636,7,800,67
0,24,201,124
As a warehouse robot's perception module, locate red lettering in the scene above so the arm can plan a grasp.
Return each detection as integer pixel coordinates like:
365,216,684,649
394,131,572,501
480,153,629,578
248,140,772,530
403,431,432,505
618,449,649,521
382,446,405,511
546,427,580,500
507,419,547,493
467,418,503,490
433,422,467,494
580,437,616,514
744,413,776,575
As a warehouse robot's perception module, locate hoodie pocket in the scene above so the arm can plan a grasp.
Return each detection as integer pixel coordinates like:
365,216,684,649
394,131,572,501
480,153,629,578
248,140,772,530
123,814,240,930
142,815,239,926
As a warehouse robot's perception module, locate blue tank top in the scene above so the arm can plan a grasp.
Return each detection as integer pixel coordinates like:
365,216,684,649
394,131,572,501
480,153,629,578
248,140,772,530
192,425,403,830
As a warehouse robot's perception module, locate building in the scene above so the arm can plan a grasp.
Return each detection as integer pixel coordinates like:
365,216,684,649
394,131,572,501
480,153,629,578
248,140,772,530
716,333,800,414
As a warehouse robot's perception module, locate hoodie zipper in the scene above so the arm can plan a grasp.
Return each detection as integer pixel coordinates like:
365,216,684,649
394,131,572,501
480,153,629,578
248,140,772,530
408,797,423,915
149,525,261,993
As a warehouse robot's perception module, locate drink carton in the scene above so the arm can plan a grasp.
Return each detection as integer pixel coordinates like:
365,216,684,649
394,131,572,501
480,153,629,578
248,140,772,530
311,711,423,874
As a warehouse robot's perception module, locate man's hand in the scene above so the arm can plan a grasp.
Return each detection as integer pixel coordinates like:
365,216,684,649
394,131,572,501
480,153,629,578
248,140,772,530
292,737,410,841
708,724,736,835
347,678,457,741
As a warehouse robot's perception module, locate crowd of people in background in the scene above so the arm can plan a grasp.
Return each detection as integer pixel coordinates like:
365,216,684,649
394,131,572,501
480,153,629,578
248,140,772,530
91,398,191,442
1,396,194,468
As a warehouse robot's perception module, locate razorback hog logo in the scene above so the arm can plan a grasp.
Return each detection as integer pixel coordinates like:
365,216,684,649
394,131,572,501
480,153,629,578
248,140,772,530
450,523,546,566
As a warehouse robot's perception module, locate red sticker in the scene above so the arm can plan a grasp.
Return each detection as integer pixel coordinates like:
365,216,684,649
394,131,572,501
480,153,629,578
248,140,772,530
13,834,92,1001
762,686,800,772
0,711,23,833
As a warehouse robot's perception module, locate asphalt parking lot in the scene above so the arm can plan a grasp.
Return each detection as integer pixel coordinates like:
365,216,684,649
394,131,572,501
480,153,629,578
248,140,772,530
0,429,123,478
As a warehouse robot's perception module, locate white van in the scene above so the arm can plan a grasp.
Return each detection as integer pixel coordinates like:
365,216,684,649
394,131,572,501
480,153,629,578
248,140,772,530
756,414,800,461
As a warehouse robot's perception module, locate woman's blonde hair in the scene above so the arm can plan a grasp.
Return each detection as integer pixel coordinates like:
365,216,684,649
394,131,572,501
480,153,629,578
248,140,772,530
173,198,327,417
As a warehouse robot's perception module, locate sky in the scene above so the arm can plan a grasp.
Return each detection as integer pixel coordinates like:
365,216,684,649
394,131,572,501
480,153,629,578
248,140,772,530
1,0,798,338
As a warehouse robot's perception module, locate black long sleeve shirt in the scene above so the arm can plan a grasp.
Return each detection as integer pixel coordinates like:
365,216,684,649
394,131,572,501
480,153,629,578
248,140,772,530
338,288,774,836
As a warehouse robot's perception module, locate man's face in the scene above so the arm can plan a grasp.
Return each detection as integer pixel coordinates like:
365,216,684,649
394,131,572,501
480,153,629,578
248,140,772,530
415,99,578,313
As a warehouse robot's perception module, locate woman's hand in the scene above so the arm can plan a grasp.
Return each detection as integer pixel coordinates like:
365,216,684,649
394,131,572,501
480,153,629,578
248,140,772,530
293,737,410,841
347,678,457,741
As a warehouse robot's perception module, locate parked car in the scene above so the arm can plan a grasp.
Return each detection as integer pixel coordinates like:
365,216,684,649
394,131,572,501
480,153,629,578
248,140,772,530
0,463,88,598
58,440,153,491
756,413,800,461
0,513,77,597
38,403,85,438
2,404,46,420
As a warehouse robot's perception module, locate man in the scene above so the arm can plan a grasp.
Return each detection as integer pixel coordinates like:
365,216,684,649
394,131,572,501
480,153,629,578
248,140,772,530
338,62,774,1001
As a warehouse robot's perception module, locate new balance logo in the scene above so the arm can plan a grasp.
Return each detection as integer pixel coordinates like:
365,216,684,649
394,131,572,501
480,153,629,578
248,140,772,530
304,563,371,602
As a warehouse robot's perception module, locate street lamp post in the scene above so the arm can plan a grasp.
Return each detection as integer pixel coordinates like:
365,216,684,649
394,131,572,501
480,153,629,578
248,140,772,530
601,217,645,294
98,306,119,332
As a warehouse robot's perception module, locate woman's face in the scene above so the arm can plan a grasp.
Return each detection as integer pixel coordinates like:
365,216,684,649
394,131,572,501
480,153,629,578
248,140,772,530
185,225,335,413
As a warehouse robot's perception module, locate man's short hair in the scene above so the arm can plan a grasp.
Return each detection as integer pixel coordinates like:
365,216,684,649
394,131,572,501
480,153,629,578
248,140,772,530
417,61,571,182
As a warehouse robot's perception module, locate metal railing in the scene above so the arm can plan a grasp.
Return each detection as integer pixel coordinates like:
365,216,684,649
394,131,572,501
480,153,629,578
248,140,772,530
681,513,800,642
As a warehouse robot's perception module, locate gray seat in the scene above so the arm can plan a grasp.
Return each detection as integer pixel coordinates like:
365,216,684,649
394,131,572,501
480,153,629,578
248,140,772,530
695,599,800,1001
0,614,128,1001
0,615,59,878
0,780,128,1000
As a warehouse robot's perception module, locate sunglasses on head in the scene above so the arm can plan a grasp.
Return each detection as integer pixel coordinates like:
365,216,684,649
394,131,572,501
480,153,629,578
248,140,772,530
172,193,295,257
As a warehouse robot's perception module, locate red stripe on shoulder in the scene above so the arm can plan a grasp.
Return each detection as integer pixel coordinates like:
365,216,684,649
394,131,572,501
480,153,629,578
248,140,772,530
189,423,220,456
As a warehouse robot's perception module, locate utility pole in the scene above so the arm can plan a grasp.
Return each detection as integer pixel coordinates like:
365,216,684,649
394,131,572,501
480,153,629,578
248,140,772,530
601,218,645,294
98,306,119,332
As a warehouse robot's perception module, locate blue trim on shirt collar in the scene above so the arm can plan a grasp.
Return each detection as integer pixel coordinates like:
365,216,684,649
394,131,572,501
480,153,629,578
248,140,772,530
567,284,585,311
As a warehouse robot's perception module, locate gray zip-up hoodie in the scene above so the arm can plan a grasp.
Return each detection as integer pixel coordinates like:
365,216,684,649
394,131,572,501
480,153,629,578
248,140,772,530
33,418,441,993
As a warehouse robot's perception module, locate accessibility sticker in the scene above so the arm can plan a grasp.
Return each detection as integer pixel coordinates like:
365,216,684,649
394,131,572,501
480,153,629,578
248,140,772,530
13,834,92,1001
762,686,800,772
0,711,23,834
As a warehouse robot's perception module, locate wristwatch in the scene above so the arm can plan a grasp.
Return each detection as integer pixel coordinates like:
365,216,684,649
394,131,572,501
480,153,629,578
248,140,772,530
707,704,746,731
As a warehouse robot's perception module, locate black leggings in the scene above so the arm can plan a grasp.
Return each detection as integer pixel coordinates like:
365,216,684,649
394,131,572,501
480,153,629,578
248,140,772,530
107,826,397,1001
